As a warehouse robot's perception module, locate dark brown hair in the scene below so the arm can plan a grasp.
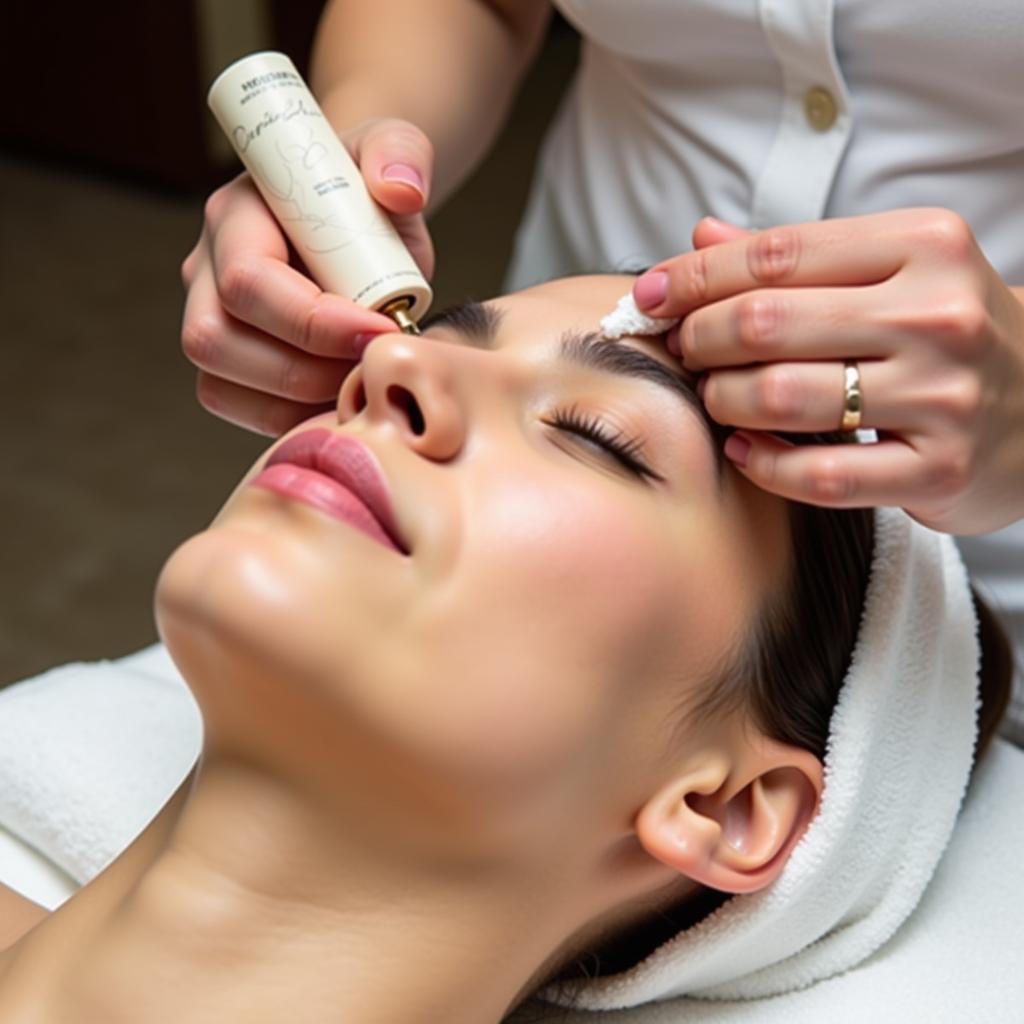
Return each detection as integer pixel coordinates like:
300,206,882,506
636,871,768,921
719,494,1011,767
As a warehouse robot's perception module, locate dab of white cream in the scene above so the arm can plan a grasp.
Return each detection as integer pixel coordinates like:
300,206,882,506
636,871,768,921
599,293,679,340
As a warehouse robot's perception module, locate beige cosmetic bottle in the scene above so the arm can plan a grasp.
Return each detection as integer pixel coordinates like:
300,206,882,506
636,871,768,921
207,51,431,333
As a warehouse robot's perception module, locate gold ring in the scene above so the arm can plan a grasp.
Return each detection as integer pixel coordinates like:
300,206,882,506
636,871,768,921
841,361,862,432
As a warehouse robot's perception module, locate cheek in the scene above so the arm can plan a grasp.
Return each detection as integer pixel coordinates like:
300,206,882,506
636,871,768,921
481,474,672,627
404,472,699,794
471,468,738,674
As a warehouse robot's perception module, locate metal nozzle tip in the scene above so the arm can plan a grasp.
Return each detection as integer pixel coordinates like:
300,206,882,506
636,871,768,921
382,299,420,335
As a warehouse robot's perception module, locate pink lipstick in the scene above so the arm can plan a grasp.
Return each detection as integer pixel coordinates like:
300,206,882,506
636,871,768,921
250,430,407,554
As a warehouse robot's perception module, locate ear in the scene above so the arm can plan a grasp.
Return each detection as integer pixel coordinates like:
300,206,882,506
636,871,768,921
635,739,823,894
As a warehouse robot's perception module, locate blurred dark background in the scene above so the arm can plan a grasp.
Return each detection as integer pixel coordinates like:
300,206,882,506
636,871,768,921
0,2,579,684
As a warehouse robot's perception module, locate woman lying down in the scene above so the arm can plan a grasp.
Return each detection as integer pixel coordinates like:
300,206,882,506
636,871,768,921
0,274,1019,1022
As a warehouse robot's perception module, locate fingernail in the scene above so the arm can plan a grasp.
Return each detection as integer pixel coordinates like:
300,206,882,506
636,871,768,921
724,432,752,467
634,271,668,310
696,375,708,400
353,331,381,355
381,163,425,195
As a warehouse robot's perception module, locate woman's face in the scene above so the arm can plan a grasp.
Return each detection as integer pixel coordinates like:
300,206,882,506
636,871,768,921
156,275,789,852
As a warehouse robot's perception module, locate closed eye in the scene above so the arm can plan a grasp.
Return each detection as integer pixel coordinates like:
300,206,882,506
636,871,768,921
543,405,663,482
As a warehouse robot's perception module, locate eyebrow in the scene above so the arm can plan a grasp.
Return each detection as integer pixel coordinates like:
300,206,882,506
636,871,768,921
422,300,727,464
420,301,505,345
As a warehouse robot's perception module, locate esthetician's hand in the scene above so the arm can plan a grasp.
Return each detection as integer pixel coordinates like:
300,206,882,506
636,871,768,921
634,209,1024,535
181,117,435,436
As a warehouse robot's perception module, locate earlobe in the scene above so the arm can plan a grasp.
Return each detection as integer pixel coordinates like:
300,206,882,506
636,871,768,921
635,742,823,895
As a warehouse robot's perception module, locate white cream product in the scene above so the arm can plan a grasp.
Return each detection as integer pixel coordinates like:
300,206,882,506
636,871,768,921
600,292,678,340
207,51,431,333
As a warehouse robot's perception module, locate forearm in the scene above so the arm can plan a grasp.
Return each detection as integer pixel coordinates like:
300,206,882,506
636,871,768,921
311,0,551,208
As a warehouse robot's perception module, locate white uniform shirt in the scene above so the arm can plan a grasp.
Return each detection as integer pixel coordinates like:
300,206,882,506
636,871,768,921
506,0,1024,738
508,0,1024,287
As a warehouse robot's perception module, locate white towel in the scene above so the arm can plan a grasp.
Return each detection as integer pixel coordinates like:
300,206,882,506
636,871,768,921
511,739,1024,1022
0,644,202,888
548,508,981,1009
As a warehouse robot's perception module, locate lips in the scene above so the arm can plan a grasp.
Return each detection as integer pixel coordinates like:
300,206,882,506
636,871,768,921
250,429,408,554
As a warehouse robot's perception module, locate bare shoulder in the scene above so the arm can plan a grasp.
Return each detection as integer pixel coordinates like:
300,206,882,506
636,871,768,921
0,883,49,951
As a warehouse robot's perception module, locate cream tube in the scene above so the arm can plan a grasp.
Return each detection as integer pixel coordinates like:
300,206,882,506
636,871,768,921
207,51,431,333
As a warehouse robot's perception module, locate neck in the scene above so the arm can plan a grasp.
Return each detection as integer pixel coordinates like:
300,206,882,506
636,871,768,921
2,752,589,1024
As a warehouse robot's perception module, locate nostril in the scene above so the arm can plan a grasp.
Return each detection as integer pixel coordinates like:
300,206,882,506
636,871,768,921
352,380,367,413
387,385,425,435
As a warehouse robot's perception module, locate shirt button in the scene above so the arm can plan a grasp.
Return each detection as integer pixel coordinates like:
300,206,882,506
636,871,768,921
804,86,839,132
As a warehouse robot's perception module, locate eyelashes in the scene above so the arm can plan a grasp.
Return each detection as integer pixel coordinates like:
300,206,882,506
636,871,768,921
543,404,662,482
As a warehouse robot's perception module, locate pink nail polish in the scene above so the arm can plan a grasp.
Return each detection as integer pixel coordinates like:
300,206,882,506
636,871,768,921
634,271,668,310
724,432,752,467
381,163,425,195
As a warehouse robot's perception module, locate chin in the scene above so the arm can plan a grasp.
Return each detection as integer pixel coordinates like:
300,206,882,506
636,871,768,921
155,529,253,699
154,512,412,733
155,524,325,699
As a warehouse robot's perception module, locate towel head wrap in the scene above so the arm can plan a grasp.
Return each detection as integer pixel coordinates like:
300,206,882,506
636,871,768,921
550,507,980,1009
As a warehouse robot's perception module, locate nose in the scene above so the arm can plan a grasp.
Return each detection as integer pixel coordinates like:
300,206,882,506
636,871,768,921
337,332,467,460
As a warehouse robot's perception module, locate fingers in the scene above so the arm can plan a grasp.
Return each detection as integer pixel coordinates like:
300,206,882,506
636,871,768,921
702,355,979,438
183,124,438,437
691,216,751,249
196,372,337,438
206,179,395,356
700,343,992,447
343,118,435,275
182,262,359,424
703,360,899,433
723,433,927,509
347,118,434,217
183,272,356,400
654,209,1013,531
636,210,919,319
672,284,894,369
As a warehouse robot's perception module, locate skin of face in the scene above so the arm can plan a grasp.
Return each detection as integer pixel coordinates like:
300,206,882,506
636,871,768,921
154,274,793,869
